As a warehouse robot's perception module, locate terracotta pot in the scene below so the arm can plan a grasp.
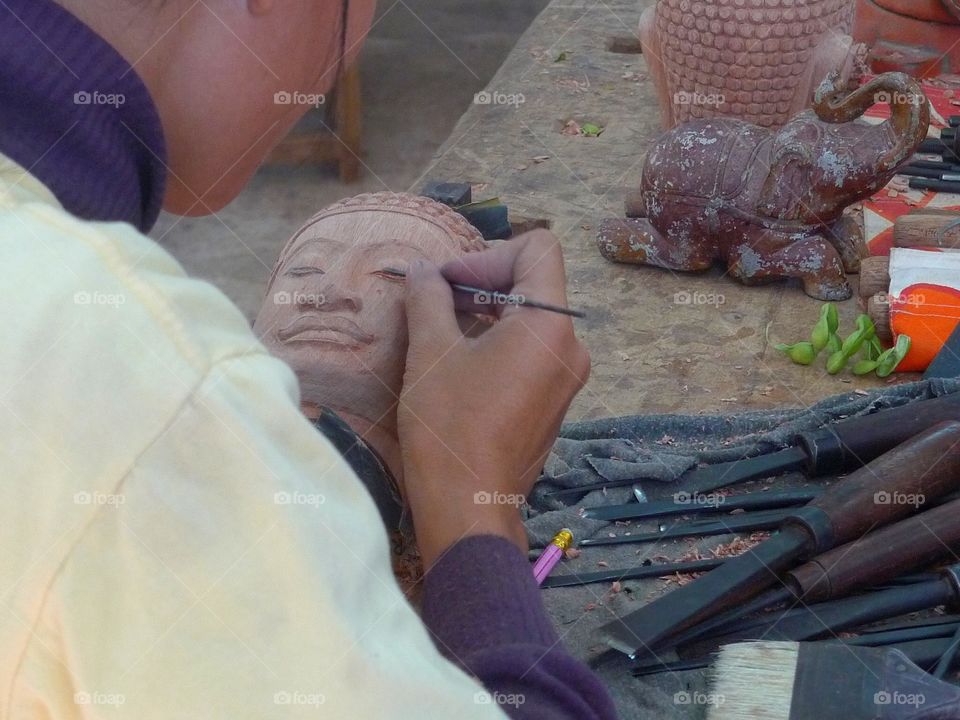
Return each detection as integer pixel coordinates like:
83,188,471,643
640,0,865,129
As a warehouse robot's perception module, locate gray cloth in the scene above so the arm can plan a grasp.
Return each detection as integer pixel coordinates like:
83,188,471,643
524,378,960,720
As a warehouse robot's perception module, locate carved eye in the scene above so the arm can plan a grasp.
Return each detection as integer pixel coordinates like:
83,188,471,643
287,266,325,277
372,268,406,283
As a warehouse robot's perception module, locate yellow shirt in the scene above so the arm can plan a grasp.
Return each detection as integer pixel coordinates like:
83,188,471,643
0,155,505,718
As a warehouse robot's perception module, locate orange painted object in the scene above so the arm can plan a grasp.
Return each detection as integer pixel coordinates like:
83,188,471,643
855,0,960,77
891,283,960,371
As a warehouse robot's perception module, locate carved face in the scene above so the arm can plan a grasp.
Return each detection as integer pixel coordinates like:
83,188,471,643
254,208,474,435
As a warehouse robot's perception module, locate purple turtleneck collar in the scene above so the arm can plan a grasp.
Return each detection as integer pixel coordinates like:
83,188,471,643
0,0,166,232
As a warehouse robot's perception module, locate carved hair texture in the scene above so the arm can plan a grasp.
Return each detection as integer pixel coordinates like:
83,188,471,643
265,192,487,291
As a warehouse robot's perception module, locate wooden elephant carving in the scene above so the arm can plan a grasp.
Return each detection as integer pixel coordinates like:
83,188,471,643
597,72,930,300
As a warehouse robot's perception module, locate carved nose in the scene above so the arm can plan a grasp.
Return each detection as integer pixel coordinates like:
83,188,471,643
306,281,362,313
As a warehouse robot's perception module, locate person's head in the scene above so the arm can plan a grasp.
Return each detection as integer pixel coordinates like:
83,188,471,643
56,0,376,215
254,192,486,434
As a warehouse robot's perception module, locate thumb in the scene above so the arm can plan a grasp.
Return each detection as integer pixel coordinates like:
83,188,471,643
404,260,461,350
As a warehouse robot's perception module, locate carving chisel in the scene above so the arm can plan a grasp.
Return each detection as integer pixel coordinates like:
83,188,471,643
547,392,960,499
719,564,960,643
540,557,723,588
666,496,960,650
581,488,820,522
598,421,960,658
380,267,585,317
578,508,791,546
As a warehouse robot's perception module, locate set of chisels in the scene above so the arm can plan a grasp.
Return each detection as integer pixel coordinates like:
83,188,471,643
549,392,960,669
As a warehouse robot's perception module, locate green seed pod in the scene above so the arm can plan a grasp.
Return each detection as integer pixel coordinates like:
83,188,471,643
824,303,839,335
876,334,912,378
826,333,842,354
867,337,883,362
775,341,817,366
826,350,849,375
811,306,832,352
852,359,880,376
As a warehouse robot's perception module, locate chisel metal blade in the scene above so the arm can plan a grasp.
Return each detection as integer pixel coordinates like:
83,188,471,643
579,508,791,547
581,488,819,522
680,447,807,494
544,446,807,500
600,526,811,657
541,558,723,588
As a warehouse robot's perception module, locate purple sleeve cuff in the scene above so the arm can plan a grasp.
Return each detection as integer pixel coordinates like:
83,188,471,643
422,535,557,656
422,535,618,720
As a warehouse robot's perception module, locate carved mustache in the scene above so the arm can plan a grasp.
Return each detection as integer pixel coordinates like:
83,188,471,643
277,314,374,346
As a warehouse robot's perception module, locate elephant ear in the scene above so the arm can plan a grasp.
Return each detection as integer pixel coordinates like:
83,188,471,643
757,143,814,220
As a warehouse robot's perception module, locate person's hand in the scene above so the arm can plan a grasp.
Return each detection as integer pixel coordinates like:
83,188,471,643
398,230,590,567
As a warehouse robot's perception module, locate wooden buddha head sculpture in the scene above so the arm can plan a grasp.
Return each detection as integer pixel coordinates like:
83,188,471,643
254,192,486,466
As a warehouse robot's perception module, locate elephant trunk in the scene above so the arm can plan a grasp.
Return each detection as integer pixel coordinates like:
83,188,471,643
812,71,931,171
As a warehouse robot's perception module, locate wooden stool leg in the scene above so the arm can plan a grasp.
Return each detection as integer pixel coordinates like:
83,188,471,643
335,64,363,184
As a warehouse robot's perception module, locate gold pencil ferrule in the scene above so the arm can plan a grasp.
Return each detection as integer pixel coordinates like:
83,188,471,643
551,528,574,551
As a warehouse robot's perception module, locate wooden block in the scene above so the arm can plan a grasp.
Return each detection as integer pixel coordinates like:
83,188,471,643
858,256,891,300
893,213,960,248
868,293,893,344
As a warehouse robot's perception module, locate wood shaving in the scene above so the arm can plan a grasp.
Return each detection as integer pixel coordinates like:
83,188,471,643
564,547,581,559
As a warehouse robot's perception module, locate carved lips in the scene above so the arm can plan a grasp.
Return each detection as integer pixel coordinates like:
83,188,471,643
277,314,374,349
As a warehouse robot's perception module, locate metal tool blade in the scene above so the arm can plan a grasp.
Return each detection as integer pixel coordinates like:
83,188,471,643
579,508,791,547
680,447,808,494
582,488,819,522
600,525,812,657
545,446,808,501
541,558,723,588
722,578,953,643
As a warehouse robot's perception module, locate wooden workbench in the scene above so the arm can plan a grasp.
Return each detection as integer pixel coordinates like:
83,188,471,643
425,0,893,424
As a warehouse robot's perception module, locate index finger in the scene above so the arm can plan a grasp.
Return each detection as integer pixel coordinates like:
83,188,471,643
440,230,569,313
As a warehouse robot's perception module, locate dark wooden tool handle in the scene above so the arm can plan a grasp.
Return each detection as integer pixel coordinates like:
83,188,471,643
803,421,960,546
800,394,960,475
789,497,960,603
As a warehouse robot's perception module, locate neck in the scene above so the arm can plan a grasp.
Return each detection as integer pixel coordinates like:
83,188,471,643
301,402,404,493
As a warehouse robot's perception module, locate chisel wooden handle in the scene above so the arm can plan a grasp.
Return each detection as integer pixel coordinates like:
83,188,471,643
790,421,960,552
798,395,960,476
788,496,960,603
